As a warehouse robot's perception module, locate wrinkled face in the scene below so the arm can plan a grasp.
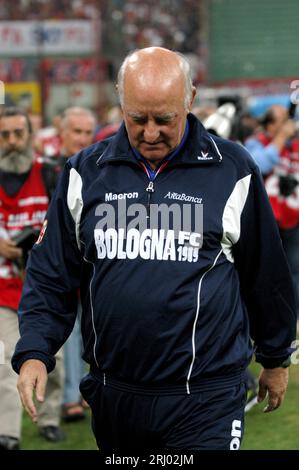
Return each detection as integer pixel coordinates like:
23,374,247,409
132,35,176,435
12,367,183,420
61,114,95,157
122,70,193,166
0,115,30,155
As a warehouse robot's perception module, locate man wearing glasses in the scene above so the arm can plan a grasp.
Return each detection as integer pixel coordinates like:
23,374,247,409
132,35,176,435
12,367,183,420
0,107,64,449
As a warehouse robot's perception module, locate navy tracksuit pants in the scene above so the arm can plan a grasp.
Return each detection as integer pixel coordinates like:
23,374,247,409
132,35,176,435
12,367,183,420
80,369,246,452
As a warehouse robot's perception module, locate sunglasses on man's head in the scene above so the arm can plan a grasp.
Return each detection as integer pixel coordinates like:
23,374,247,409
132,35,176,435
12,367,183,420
0,128,25,140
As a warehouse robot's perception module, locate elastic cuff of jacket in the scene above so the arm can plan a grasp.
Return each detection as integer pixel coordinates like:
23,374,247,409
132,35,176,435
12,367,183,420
256,355,290,369
15,353,55,374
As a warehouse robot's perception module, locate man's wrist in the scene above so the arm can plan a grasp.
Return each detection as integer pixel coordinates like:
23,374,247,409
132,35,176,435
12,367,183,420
14,352,55,374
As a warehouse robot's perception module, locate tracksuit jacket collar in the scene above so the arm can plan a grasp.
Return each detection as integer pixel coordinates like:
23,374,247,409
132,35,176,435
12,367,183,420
96,113,223,168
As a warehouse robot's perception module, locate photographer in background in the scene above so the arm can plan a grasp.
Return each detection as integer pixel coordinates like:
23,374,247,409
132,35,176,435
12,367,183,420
245,104,299,333
57,107,96,423
0,107,64,449
245,105,296,175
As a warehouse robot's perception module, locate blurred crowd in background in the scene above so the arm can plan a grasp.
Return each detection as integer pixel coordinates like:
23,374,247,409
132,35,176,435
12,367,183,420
0,0,100,20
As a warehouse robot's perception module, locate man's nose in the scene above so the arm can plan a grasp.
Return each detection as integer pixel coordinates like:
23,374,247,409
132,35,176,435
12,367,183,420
7,132,18,146
144,121,160,143
78,134,90,148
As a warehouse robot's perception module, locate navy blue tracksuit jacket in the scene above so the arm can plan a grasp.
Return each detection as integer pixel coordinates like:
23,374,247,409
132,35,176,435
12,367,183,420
12,114,296,391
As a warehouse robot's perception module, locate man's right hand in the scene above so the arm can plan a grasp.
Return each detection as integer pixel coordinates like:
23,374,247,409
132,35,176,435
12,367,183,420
280,119,296,139
0,239,22,260
17,359,48,423
273,119,296,152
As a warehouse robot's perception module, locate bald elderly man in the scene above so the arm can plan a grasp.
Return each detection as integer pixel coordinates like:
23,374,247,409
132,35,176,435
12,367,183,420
12,48,296,452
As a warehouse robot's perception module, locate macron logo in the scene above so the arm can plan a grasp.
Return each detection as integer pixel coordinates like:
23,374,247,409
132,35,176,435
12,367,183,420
197,151,213,161
105,192,139,201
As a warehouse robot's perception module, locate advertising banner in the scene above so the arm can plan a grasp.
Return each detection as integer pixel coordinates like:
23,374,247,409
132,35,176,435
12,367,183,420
0,20,96,56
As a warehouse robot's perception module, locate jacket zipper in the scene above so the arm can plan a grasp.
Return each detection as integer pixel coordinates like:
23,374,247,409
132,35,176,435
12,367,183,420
146,180,155,217
139,159,170,219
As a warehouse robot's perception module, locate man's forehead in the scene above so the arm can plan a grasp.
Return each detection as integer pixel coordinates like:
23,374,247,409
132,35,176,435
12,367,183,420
123,79,185,111
128,110,177,119
0,115,27,128
68,114,95,129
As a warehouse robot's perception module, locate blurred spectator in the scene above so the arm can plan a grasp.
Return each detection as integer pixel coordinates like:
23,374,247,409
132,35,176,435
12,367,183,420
230,112,259,144
245,105,299,332
0,107,65,449
28,113,43,137
245,105,295,175
60,106,96,157
57,106,96,423
34,112,63,159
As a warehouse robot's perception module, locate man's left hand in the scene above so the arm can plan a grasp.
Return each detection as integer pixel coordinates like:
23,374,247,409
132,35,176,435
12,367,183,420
257,368,289,412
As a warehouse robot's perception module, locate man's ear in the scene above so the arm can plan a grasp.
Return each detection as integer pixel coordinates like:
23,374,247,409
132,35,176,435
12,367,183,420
115,84,122,108
189,86,197,111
